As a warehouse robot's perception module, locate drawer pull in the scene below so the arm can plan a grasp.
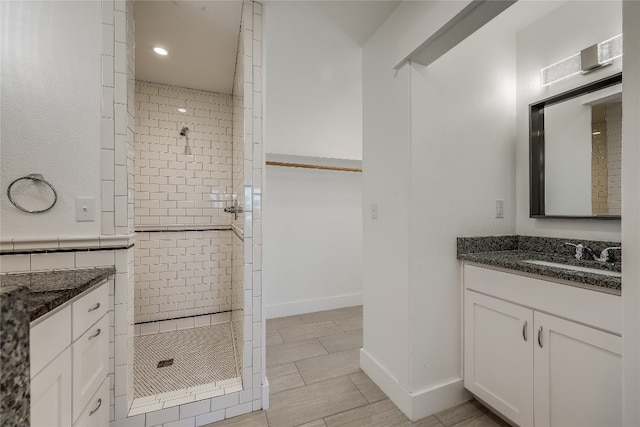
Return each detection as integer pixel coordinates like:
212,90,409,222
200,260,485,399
89,398,102,416
88,302,101,312
538,326,543,348
88,328,101,341
522,321,528,342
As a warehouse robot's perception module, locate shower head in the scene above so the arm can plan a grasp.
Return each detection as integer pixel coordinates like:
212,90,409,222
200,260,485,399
180,126,189,137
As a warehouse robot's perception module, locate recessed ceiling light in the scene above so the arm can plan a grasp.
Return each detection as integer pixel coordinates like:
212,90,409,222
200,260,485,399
592,131,601,135
153,47,168,56
177,108,187,113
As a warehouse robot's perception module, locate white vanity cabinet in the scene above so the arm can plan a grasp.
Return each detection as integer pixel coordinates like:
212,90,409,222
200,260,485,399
30,347,72,427
30,281,110,427
463,264,622,427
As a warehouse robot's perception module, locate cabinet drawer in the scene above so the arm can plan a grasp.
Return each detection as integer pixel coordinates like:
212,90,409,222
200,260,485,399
30,305,71,378
72,281,108,341
72,314,109,422
31,347,72,427
73,378,109,427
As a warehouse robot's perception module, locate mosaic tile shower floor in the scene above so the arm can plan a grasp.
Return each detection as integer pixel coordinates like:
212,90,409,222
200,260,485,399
134,323,240,399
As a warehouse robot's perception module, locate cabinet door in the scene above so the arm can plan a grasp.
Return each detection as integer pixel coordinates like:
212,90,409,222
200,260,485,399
464,291,534,427
31,347,72,427
534,312,622,427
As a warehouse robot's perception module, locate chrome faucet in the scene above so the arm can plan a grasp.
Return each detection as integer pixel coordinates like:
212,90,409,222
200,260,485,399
597,247,622,263
565,242,586,260
565,242,621,262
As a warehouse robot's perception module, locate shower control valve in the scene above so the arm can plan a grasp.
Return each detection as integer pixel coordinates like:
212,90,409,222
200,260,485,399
224,199,244,220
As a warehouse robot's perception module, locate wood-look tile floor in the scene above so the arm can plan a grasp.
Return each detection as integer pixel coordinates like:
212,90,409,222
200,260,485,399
206,306,510,427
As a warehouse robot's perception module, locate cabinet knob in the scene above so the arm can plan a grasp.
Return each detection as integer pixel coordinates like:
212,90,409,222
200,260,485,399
89,398,102,416
538,326,543,348
88,302,101,312
522,321,528,342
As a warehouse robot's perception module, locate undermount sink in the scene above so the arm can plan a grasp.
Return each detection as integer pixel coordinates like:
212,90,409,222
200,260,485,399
524,260,622,278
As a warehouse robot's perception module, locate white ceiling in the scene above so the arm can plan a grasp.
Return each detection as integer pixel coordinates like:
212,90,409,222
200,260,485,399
135,1,399,94
135,1,243,94
290,1,401,47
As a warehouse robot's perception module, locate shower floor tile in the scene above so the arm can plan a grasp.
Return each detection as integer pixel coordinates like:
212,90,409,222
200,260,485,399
134,323,240,399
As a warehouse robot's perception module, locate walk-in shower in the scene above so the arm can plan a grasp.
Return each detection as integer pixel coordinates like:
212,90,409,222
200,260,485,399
125,0,264,421
131,77,244,413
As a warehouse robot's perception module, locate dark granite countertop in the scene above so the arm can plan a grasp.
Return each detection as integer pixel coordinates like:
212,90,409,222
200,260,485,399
1,284,30,425
0,267,115,322
457,236,621,294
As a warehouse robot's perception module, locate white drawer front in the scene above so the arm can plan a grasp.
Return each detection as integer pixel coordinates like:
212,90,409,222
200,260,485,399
73,378,109,427
72,314,109,422
72,281,108,341
31,347,72,427
30,305,71,378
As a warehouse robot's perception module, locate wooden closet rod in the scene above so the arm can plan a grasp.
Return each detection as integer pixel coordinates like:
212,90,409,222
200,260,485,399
266,161,362,173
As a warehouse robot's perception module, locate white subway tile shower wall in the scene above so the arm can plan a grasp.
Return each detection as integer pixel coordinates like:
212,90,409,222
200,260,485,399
232,231,245,377
134,231,233,323
101,0,135,238
232,36,245,232
134,81,234,227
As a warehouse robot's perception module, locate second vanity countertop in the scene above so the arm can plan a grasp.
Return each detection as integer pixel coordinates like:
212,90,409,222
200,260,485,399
457,236,622,294
0,267,115,322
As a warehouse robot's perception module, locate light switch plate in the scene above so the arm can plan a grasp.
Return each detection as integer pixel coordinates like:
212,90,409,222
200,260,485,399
495,199,504,219
76,197,95,222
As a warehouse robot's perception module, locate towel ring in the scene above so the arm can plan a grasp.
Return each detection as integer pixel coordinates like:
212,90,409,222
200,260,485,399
7,173,58,213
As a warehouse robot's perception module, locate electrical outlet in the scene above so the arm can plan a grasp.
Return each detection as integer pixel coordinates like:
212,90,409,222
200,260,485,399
496,199,504,219
76,197,95,222
371,203,378,220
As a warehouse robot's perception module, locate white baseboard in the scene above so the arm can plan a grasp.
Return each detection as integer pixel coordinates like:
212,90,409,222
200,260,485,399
265,293,363,319
360,348,470,421
262,377,270,410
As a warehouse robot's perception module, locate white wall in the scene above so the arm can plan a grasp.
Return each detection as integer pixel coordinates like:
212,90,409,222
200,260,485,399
515,1,622,239
361,23,412,409
263,2,364,318
408,11,518,400
361,0,480,420
0,1,102,239
264,1,362,160
263,166,362,318
622,1,640,424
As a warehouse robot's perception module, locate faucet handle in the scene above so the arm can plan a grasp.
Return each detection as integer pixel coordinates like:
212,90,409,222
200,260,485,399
565,242,585,260
599,247,622,262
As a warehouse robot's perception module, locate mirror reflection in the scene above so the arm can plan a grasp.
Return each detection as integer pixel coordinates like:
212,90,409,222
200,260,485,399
530,74,622,218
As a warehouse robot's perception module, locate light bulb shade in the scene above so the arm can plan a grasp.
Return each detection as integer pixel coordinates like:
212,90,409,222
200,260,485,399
598,34,623,64
541,53,582,86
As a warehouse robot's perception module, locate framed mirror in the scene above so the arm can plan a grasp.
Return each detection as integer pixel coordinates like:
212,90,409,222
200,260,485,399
530,73,622,219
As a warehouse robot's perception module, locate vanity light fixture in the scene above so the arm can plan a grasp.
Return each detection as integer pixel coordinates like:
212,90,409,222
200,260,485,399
592,131,602,135
153,46,168,56
541,34,622,86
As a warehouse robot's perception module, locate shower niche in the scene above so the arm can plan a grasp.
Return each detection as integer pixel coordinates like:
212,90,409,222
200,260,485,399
122,0,264,421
